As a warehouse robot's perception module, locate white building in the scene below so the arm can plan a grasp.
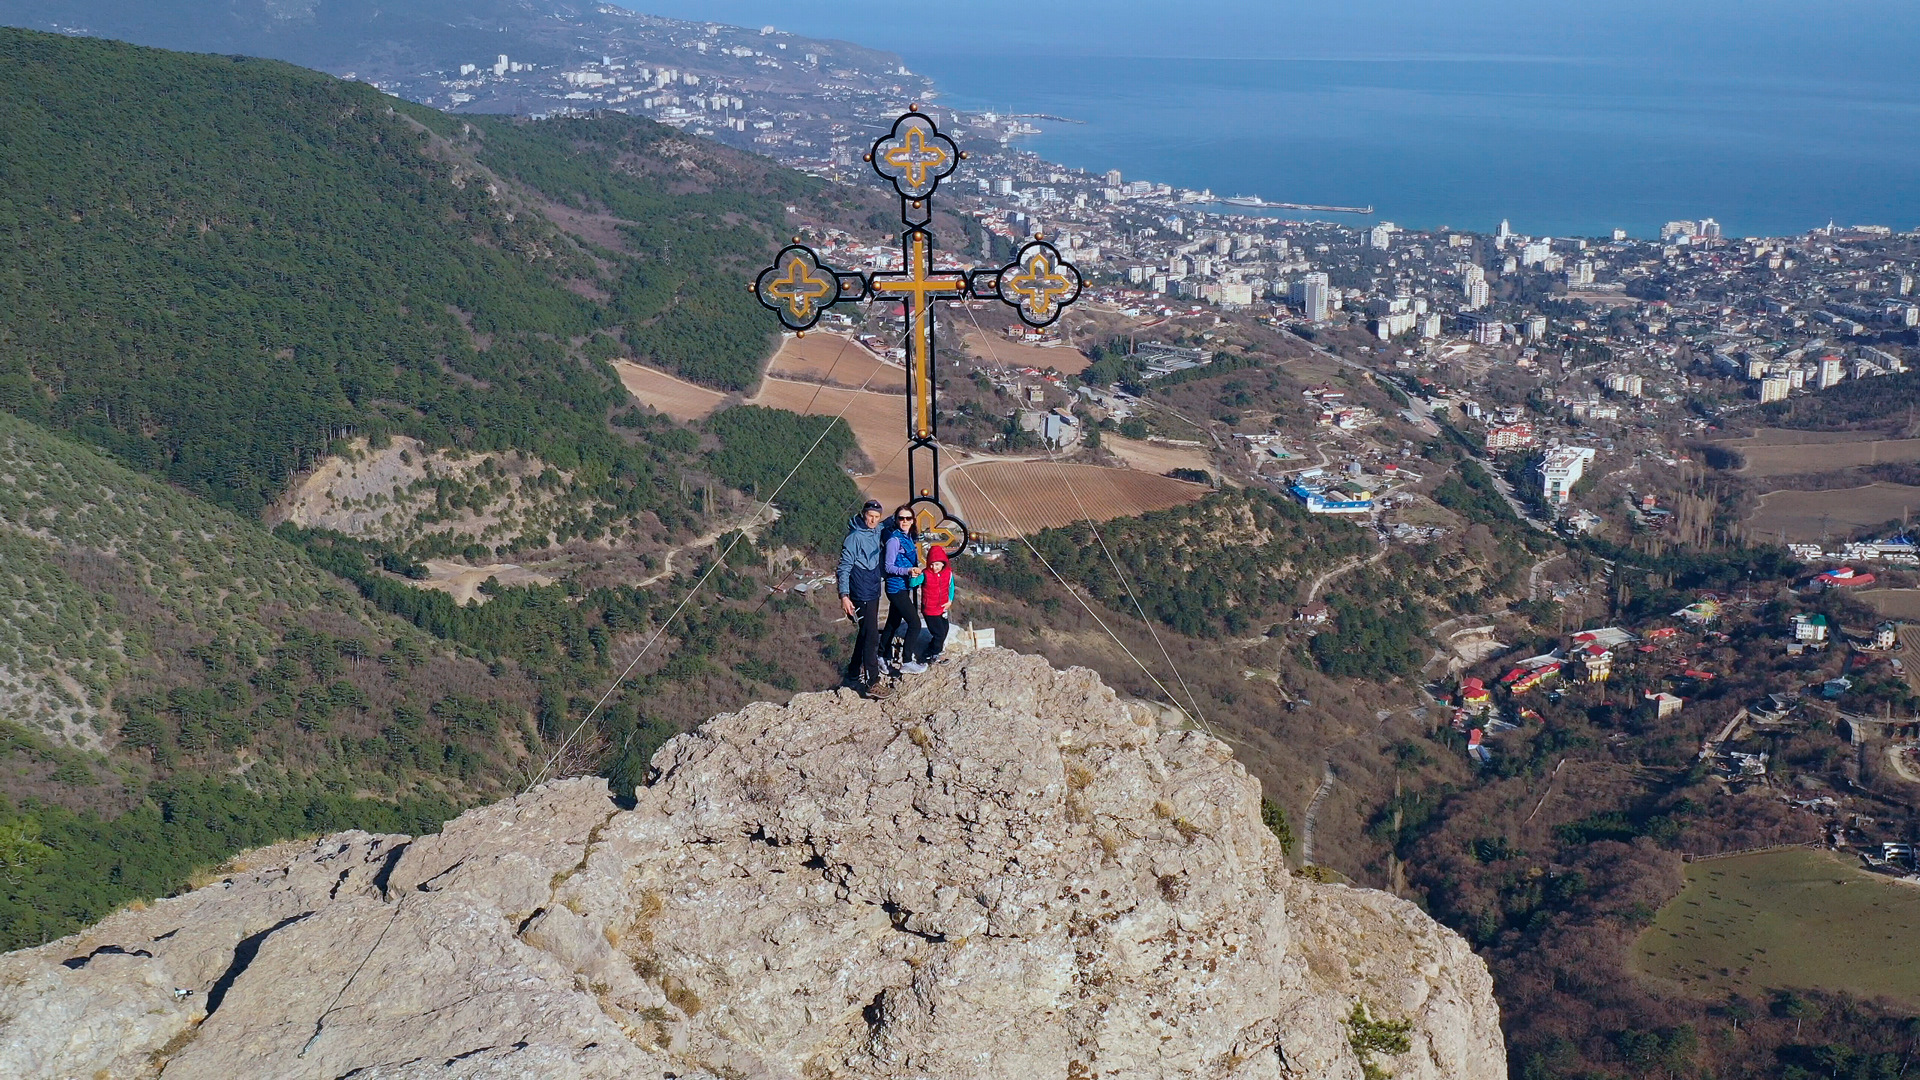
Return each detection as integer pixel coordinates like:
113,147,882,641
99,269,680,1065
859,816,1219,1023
1292,273,1330,322
1522,314,1548,340
1521,239,1551,267
1817,355,1846,389
1606,373,1644,396
1539,446,1596,505
1759,375,1791,404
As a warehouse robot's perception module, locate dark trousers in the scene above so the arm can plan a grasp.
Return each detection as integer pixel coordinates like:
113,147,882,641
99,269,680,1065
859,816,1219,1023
845,592,882,686
919,615,950,662
882,590,923,664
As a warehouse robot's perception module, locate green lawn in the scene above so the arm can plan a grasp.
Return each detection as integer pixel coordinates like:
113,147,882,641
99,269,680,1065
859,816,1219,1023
1634,848,1920,1008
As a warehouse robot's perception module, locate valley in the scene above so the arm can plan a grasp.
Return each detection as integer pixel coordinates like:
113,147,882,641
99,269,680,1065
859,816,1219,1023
2,16,1919,1080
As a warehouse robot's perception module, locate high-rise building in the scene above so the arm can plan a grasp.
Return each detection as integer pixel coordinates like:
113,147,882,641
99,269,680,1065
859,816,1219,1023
1465,314,1503,345
1539,446,1596,505
1759,375,1791,403
1699,218,1722,240
1522,314,1548,340
1498,219,1512,239
1611,228,1629,242
1817,355,1846,389
1368,224,1393,250
1467,280,1490,310
1291,272,1331,321
1105,169,1122,188
1521,240,1551,267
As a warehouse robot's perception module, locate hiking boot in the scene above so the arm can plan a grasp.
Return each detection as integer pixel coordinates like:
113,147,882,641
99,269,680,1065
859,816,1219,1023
863,679,893,700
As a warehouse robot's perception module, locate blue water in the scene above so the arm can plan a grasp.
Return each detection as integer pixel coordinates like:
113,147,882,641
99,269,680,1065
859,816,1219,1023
912,54,1920,239
642,2,1920,238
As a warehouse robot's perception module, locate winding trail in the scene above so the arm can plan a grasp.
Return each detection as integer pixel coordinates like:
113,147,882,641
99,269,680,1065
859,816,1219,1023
635,505,775,589
1301,760,1336,866
1303,544,1390,604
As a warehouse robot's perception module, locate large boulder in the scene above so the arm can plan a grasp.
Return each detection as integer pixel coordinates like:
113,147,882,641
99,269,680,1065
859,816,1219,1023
0,649,1504,1078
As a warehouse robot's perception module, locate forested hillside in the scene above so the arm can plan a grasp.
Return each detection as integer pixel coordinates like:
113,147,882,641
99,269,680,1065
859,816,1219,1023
0,29,901,948
0,410,544,946
0,28,862,530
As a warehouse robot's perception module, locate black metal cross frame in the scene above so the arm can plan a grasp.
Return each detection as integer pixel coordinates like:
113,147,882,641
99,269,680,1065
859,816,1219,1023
755,106,1083,554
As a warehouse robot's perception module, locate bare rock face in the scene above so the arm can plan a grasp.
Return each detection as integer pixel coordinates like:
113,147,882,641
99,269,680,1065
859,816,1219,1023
0,650,1504,1079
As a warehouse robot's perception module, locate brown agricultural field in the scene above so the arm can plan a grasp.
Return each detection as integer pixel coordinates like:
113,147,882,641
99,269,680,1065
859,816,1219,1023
1717,428,1920,477
1103,435,1213,477
1745,483,1920,542
613,360,730,422
1861,590,1920,621
945,461,1206,538
765,332,907,393
961,329,1091,374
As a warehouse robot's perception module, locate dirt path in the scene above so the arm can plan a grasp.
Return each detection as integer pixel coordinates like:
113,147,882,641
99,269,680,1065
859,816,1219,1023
635,505,776,589
1301,760,1336,865
1304,544,1389,603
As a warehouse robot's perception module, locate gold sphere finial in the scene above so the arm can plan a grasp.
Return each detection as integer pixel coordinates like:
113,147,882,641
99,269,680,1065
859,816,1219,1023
908,102,920,112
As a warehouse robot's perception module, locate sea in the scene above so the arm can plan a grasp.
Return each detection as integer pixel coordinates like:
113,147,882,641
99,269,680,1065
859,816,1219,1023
642,1,1920,240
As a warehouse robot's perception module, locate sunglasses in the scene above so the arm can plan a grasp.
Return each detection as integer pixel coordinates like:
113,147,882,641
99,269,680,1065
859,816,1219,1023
896,515,914,522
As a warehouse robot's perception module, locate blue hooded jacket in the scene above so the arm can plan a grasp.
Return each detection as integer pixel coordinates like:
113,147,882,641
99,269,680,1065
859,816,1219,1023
837,514,883,602
883,527,920,595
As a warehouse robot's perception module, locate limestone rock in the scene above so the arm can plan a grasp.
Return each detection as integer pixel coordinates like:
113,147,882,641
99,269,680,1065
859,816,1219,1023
0,650,1504,1079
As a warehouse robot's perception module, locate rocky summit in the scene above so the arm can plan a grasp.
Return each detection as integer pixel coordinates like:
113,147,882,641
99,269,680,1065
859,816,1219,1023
0,650,1503,1079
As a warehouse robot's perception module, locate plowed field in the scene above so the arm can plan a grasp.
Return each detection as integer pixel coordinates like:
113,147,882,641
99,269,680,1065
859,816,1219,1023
766,333,906,393
1746,483,1920,542
945,461,1206,538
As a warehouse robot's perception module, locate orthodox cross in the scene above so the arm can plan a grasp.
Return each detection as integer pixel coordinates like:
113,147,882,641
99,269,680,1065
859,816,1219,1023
754,106,1084,554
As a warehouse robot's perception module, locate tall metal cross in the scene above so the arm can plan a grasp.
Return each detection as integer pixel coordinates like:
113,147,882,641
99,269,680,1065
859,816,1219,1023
754,106,1084,554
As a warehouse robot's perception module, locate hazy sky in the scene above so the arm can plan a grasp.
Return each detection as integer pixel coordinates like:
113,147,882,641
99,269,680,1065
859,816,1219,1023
632,1,1920,71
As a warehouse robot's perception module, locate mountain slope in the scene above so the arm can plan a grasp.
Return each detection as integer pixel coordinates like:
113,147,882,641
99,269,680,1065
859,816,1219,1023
0,27,858,530
0,408,542,948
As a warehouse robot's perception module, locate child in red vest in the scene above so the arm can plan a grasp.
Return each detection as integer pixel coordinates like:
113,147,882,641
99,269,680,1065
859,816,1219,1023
916,545,954,666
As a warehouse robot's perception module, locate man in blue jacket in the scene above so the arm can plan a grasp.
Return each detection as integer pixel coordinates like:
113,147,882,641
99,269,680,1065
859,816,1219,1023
837,498,888,697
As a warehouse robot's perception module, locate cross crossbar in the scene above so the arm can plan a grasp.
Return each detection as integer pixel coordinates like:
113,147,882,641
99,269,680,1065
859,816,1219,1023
753,106,1086,554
